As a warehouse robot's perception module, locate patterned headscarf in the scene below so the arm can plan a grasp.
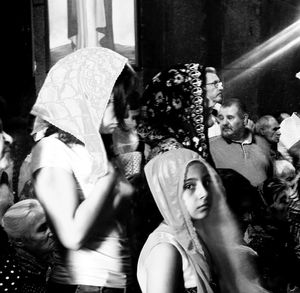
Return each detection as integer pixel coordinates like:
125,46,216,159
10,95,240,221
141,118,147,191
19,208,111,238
137,63,210,161
31,47,127,179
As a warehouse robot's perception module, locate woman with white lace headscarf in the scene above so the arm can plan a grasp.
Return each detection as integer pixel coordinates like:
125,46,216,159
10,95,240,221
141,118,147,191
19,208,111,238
30,47,138,293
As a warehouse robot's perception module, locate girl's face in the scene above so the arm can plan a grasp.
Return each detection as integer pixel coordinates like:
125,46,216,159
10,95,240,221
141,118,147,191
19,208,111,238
100,95,118,134
182,162,212,221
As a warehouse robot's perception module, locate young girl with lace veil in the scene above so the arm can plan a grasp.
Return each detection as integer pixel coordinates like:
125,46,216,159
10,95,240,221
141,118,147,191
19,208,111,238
29,47,138,292
137,148,269,293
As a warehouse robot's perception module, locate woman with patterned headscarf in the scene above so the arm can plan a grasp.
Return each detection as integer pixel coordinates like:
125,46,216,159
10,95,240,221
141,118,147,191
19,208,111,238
137,64,223,162
132,64,223,261
137,148,269,293
29,47,138,293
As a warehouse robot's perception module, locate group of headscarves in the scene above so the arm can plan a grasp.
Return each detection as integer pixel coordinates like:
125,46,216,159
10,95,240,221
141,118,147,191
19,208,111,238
27,48,267,293
136,63,268,292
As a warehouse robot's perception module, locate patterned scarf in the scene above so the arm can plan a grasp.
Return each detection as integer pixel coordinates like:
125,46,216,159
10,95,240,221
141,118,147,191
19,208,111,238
137,63,211,161
31,47,127,180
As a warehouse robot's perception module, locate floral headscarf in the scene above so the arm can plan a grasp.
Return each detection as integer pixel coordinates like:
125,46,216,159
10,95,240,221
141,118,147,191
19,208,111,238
31,47,127,179
137,63,210,161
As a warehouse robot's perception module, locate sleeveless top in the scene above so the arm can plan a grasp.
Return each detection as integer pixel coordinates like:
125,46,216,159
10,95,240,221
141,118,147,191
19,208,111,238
137,223,214,293
30,135,132,288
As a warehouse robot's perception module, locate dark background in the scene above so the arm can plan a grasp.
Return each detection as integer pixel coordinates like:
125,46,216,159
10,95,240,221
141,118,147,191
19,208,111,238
1,0,300,128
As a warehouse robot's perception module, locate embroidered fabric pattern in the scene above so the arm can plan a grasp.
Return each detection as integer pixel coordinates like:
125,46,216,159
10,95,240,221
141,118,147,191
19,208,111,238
137,63,209,160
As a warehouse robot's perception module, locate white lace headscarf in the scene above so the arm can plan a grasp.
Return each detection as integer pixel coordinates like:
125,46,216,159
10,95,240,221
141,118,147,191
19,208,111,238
31,47,127,179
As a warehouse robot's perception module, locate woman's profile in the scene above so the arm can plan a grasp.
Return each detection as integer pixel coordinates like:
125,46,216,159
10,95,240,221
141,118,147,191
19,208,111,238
30,47,138,292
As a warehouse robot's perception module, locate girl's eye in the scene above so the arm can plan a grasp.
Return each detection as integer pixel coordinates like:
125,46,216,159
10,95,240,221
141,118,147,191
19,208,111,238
184,183,195,190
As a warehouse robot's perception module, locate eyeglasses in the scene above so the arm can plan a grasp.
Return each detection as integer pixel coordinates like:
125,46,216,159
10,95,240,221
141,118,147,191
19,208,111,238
206,80,223,88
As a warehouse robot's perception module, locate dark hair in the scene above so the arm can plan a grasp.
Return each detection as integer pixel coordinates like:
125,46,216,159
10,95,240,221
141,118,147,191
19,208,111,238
262,178,288,206
113,64,139,130
221,98,248,118
44,125,83,145
217,168,259,220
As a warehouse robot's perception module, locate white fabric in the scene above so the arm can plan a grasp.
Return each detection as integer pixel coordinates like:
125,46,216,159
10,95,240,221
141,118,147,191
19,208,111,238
31,47,127,181
30,136,132,287
137,224,198,293
31,136,94,196
72,0,107,48
279,113,300,150
208,120,221,138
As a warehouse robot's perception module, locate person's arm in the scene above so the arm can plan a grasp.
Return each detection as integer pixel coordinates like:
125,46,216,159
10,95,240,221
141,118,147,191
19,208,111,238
33,163,117,250
146,243,184,293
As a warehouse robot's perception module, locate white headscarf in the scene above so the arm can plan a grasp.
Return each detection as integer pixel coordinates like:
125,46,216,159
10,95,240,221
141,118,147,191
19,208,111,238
145,149,269,293
31,47,127,178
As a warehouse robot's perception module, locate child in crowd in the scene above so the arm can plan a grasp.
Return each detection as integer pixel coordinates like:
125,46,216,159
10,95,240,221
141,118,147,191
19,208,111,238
137,148,268,293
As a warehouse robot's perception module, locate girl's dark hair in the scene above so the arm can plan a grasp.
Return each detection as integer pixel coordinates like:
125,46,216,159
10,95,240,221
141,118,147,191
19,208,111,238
44,125,83,145
113,64,139,130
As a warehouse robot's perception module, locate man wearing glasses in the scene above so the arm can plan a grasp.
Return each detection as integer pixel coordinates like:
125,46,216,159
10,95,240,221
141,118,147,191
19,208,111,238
205,67,224,109
205,67,223,138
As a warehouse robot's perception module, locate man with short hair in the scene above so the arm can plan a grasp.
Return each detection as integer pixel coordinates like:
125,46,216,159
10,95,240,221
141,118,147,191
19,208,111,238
209,98,272,187
205,67,223,138
205,67,224,108
255,115,283,160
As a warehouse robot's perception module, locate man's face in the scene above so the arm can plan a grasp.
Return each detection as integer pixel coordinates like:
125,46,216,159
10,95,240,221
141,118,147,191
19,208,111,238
262,119,281,144
205,72,223,108
218,104,247,141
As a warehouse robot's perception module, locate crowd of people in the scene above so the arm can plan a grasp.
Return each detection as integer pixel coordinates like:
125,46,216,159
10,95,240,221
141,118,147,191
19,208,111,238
0,47,300,293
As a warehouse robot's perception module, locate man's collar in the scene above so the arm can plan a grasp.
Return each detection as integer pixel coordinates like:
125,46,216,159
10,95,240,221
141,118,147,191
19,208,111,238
223,129,254,144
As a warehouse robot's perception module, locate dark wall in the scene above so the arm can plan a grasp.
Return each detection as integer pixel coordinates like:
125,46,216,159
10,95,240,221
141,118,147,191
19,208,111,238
0,0,36,128
138,0,222,85
139,0,300,119
221,0,300,119
2,0,300,122
257,0,300,117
